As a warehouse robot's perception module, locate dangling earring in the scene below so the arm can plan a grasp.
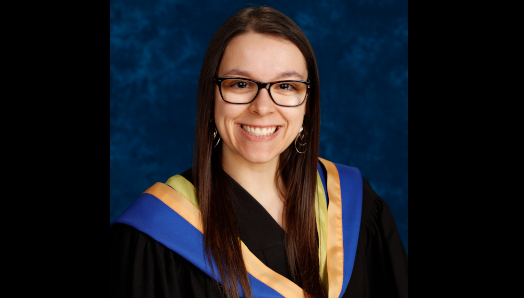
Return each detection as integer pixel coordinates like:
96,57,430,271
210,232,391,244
213,127,221,148
295,127,307,154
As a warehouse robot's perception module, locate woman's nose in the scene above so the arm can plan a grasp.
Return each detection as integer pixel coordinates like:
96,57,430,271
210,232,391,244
248,88,275,116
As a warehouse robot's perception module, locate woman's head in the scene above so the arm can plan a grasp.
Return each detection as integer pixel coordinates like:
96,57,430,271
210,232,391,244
215,32,308,164
193,7,325,298
196,7,321,165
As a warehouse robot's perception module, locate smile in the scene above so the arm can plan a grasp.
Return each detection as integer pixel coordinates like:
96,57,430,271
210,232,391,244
241,124,280,137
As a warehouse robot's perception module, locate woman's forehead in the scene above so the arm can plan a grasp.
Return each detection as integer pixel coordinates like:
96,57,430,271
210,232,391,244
218,33,308,81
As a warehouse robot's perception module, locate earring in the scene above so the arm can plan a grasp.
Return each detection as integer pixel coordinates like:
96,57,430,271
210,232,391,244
295,127,307,154
213,128,221,148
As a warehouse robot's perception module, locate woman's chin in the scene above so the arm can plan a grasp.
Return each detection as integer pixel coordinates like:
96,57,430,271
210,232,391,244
238,149,280,165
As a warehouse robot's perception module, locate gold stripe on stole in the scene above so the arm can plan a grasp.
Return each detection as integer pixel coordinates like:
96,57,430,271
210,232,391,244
318,158,345,298
145,183,202,231
143,182,304,298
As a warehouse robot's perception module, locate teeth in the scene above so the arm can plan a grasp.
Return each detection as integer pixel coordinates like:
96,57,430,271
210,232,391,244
242,125,278,137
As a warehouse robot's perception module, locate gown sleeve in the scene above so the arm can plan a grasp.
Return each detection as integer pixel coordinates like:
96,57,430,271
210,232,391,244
110,224,225,298
343,177,409,298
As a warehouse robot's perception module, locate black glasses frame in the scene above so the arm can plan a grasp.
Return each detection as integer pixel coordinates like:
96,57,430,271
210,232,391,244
214,77,311,107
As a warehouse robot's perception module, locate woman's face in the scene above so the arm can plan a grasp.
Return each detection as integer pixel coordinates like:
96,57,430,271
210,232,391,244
214,33,308,165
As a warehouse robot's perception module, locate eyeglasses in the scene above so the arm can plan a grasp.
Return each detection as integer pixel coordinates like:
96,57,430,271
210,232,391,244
214,77,310,107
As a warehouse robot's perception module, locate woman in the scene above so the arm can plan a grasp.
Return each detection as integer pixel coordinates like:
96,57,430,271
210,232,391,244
110,7,408,298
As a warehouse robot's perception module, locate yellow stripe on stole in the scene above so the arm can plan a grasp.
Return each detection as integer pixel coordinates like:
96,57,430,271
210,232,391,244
319,158,345,298
143,182,305,298
166,175,199,209
316,172,329,293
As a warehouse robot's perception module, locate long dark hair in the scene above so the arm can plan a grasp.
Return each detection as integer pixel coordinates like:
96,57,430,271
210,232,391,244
193,7,324,298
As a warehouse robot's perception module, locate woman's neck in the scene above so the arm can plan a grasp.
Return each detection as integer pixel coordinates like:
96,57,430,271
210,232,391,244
221,146,284,228
222,150,279,199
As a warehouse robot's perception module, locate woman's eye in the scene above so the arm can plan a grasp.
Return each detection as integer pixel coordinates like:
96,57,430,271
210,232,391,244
232,81,249,89
278,84,294,91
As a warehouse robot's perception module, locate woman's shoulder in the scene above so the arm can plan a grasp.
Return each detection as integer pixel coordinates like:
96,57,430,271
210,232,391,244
110,167,197,239
317,158,392,229
360,176,403,243
361,177,389,220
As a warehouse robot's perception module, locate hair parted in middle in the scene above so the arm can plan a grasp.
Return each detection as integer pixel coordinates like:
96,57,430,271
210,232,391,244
192,7,324,298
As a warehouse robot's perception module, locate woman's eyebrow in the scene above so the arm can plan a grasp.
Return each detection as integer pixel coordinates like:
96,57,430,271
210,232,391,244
276,71,306,81
221,69,306,81
222,69,252,77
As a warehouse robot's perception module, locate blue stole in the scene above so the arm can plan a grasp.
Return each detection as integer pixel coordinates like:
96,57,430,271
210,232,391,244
111,159,363,298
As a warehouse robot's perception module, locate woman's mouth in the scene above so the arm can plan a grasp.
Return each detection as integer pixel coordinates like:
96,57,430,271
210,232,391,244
241,124,280,137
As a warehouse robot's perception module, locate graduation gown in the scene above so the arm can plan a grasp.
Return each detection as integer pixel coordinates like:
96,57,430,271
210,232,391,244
110,159,408,298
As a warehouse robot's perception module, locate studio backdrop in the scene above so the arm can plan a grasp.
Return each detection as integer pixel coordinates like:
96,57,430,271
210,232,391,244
110,0,409,252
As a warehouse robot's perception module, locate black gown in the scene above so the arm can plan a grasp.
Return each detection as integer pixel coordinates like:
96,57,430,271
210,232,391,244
110,168,408,298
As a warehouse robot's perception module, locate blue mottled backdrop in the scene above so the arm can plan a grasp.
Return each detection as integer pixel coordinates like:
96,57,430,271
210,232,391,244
110,0,409,252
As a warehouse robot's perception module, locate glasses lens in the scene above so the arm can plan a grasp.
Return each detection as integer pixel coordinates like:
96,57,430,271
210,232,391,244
270,82,308,106
221,79,258,103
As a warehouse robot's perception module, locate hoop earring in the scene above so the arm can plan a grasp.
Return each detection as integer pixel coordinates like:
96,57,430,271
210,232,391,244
213,128,221,148
295,127,307,154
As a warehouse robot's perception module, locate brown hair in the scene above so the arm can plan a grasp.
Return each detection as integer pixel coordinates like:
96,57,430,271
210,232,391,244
192,7,324,298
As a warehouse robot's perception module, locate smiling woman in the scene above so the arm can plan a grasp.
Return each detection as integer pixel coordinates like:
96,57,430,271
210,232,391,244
110,7,408,298
215,33,308,166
